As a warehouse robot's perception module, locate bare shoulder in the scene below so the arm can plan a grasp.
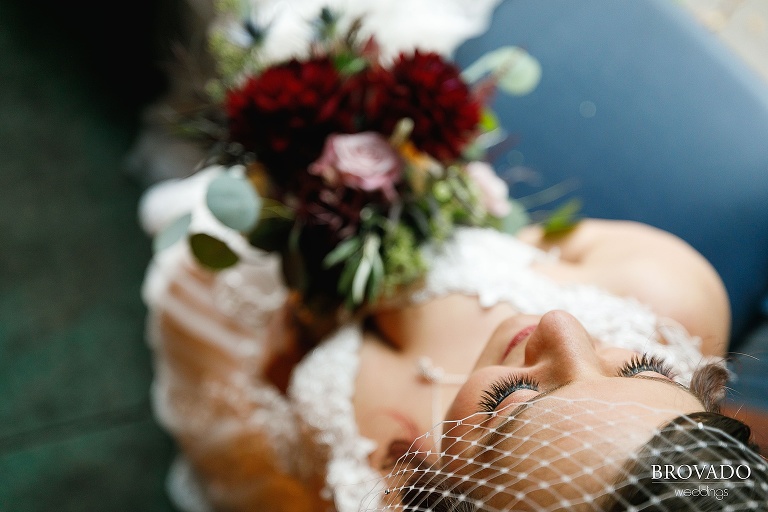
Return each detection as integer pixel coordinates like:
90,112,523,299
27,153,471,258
519,219,730,356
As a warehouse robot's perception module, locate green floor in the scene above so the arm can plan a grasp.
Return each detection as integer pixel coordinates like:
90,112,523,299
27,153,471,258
1,3,178,510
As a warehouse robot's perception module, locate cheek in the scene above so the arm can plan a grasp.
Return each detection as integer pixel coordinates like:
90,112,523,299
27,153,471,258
355,343,436,470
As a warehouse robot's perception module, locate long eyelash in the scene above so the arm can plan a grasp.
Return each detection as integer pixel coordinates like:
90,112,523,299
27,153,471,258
618,353,676,379
478,374,539,412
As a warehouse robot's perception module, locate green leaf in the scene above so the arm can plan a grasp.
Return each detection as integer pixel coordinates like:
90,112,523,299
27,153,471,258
351,234,381,305
288,221,302,253
189,233,240,270
432,181,452,202
461,141,486,162
497,54,542,96
543,198,582,236
462,46,541,96
406,204,431,238
248,215,294,253
333,53,368,75
281,246,306,291
367,251,385,303
153,213,192,253
351,255,372,306
501,200,531,235
480,109,500,132
323,236,363,269
338,255,361,297
206,173,261,232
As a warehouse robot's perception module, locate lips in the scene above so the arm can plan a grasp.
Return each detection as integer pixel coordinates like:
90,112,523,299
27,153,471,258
502,324,537,361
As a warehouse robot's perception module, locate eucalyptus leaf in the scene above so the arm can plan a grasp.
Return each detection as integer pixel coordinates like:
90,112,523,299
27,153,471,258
501,200,531,235
497,53,542,96
153,213,192,254
189,233,240,269
206,173,261,232
462,46,541,96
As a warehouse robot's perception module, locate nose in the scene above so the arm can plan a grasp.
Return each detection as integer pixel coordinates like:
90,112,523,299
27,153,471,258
522,310,603,381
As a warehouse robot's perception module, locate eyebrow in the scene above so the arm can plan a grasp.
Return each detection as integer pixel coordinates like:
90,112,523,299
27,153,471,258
477,375,702,454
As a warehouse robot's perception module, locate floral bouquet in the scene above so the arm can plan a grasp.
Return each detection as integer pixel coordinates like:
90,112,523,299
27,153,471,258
154,5,544,328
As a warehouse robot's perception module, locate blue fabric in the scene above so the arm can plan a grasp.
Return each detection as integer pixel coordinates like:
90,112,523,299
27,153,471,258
455,0,768,345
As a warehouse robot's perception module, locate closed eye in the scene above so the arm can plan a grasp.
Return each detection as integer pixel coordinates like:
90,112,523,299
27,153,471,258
618,353,676,380
478,374,540,412
477,354,678,415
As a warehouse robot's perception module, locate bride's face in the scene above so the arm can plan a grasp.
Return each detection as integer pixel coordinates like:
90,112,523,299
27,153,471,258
436,310,705,509
356,309,705,484
446,310,703,422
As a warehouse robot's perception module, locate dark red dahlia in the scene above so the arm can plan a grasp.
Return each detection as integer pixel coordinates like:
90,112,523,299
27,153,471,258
366,51,482,161
226,57,357,188
294,174,375,243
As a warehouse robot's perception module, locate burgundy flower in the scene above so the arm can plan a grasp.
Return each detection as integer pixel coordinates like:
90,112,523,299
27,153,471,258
366,51,482,161
294,175,372,242
226,57,356,188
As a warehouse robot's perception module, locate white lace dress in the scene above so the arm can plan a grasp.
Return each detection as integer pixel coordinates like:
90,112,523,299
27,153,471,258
143,217,711,512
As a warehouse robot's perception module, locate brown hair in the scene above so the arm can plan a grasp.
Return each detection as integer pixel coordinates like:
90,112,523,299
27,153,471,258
600,411,767,511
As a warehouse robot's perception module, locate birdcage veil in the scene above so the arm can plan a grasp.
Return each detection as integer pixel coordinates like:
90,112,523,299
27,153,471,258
360,396,768,511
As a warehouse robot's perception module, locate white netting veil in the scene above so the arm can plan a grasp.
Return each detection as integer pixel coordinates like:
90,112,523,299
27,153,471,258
360,396,768,511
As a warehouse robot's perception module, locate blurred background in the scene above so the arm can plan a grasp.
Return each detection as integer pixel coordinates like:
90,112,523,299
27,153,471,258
1,1,767,510
0,1,182,509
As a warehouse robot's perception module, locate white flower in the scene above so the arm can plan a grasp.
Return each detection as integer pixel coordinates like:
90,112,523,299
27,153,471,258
466,161,511,217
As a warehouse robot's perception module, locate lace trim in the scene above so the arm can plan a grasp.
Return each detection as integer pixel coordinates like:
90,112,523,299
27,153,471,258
289,324,384,511
145,241,301,510
211,253,288,333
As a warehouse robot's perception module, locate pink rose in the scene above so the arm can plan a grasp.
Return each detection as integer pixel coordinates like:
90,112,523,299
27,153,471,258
309,132,402,199
466,161,511,217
